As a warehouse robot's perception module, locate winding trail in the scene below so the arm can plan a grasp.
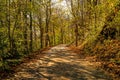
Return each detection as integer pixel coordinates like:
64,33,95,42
6,44,112,80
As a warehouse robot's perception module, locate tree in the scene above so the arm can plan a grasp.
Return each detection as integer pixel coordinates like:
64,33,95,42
29,0,33,52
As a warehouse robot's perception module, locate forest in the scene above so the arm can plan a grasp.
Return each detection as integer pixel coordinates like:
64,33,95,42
0,0,120,79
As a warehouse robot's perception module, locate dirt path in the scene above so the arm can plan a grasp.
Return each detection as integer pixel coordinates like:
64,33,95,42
5,45,112,80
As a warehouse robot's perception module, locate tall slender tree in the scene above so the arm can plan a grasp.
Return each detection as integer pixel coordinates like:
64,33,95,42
29,0,33,52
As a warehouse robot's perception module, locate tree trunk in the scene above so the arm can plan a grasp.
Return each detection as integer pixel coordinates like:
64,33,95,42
23,0,28,54
6,0,11,52
29,0,33,52
45,0,51,47
75,24,78,46
39,18,43,48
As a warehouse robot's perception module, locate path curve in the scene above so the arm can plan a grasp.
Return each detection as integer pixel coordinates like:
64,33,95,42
6,44,112,80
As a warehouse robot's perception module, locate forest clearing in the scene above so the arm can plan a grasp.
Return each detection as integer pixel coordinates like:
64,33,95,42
0,0,120,80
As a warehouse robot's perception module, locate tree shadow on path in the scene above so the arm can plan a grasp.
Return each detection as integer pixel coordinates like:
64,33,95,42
5,45,113,80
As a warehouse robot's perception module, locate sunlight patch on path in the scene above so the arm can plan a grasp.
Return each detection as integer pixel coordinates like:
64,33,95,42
50,58,71,63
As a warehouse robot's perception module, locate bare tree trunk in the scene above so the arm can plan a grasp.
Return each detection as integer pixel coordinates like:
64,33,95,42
23,0,28,54
33,22,37,49
53,25,56,45
45,5,49,47
29,0,33,52
93,0,98,28
60,28,64,44
6,0,11,52
75,24,78,46
45,0,51,47
39,18,43,48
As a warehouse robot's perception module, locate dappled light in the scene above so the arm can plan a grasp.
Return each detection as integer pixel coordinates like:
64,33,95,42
4,46,111,80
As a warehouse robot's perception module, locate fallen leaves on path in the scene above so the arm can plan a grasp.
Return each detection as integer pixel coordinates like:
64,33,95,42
3,44,113,80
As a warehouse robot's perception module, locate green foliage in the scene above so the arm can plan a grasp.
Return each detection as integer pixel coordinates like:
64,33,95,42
0,0,73,73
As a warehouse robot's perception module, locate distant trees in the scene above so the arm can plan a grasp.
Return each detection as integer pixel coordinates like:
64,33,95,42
0,0,71,62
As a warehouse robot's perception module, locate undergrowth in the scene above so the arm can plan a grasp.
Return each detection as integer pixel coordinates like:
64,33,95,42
84,40,120,78
0,47,51,79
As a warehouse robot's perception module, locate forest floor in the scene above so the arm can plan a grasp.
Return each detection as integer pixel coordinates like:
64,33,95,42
4,44,113,80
